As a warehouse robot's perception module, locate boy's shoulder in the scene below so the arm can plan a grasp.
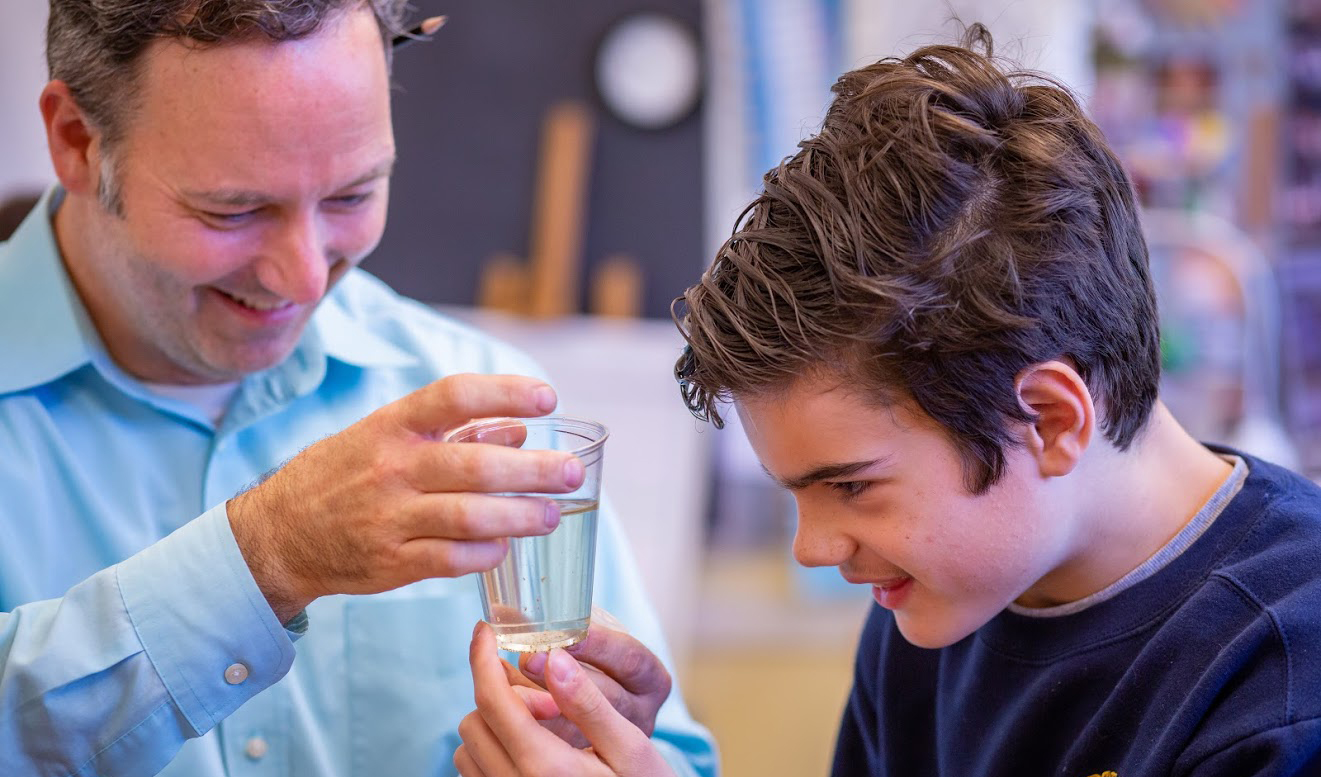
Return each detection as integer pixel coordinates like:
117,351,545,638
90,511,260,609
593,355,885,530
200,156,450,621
1212,452,1321,602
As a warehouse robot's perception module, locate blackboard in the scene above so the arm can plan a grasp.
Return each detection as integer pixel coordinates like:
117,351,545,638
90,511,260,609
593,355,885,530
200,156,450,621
371,0,704,319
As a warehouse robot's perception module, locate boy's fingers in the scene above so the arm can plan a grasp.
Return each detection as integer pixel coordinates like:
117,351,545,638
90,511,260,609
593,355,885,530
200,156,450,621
454,715,507,777
543,649,668,773
469,622,561,764
511,683,563,721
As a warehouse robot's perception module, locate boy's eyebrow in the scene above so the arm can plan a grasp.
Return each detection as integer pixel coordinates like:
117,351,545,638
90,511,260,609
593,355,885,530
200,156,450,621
183,158,397,207
766,457,892,490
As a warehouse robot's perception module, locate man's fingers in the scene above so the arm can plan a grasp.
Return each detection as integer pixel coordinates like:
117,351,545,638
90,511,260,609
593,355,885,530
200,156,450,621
395,537,509,579
402,493,561,541
418,441,585,495
401,373,557,434
542,649,664,773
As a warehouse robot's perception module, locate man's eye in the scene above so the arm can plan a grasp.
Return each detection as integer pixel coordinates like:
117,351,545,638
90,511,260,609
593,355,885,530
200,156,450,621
327,192,371,208
827,481,870,500
203,209,258,225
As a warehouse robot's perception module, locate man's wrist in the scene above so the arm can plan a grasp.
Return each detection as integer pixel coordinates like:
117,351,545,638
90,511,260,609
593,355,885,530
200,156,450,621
227,490,311,623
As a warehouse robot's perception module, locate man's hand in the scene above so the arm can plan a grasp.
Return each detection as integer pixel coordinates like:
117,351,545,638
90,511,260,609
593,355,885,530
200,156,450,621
455,622,677,777
515,609,673,747
227,373,584,621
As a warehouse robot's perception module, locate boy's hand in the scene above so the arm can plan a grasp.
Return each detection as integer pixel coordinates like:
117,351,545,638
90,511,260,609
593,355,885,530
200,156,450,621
514,608,673,747
456,622,677,777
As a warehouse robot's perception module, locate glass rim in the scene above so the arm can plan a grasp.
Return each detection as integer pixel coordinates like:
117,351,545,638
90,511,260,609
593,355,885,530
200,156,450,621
442,414,609,457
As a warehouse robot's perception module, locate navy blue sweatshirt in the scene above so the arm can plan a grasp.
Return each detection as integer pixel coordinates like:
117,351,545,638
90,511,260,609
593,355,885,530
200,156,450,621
832,452,1321,776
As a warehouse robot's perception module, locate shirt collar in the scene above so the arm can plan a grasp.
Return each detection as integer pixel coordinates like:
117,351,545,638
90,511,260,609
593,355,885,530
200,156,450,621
307,278,418,369
0,187,99,394
0,186,416,396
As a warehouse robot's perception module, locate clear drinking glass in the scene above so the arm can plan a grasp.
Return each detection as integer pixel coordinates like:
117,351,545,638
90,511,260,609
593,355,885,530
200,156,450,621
443,415,608,652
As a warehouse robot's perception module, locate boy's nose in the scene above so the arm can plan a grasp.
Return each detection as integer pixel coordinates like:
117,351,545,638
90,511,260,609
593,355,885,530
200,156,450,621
791,511,855,569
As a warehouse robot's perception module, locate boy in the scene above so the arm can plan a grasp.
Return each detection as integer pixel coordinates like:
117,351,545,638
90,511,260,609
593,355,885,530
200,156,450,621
456,25,1321,776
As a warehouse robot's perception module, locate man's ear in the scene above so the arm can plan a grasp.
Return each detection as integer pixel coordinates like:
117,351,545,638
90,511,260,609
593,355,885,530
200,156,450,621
1015,360,1095,478
40,80,103,197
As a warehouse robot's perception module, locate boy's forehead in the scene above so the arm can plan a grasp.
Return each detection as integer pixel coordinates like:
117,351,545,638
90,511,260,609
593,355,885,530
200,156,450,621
736,378,899,446
736,373,913,431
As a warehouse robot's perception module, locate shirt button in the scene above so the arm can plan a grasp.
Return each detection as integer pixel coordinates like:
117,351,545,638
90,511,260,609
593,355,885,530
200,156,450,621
244,736,269,760
224,663,250,685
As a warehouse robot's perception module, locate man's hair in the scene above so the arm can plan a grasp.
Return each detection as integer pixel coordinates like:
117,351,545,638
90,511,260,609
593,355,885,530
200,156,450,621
674,24,1160,494
46,0,410,213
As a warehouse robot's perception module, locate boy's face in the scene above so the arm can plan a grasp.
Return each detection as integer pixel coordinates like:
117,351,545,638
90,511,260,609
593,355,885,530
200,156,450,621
738,374,1078,649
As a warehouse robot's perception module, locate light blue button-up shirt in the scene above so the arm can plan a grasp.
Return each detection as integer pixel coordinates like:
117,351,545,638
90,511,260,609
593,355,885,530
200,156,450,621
0,189,718,777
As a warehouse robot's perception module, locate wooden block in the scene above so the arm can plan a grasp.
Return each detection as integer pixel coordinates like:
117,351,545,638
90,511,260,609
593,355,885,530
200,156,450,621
478,252,530,314
590,255,644,318
528,100,596,318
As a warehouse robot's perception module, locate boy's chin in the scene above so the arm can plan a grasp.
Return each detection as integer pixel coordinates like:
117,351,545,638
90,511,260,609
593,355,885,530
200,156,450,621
894,611,987,649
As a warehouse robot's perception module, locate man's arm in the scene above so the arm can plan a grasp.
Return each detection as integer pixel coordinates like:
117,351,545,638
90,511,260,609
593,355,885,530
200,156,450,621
0,506,295,776
0,373,586,774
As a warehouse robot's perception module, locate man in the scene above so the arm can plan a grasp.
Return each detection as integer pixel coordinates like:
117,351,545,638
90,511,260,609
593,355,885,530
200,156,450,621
0,2,715,775
456,25,1321,776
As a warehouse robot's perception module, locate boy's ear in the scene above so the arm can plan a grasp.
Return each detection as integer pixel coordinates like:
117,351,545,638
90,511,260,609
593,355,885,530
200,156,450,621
1015,361,1095,478
40,80,102,197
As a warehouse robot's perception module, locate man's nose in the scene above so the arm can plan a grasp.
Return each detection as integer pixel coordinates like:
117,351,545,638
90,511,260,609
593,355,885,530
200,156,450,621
261,212,329,304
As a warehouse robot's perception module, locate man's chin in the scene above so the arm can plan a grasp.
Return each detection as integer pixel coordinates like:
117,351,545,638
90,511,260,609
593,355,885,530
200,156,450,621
194,340,304,383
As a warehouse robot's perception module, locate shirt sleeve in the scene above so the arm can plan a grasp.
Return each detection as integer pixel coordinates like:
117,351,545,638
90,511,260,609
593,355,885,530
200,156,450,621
0,504,297,777
1177,719,1321,776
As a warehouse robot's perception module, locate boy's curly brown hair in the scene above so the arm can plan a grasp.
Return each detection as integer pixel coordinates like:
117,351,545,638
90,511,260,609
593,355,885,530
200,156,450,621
675,24,1159,493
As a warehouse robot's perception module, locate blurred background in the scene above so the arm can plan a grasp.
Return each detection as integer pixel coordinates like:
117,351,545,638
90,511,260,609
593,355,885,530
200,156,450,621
1,0,1316,774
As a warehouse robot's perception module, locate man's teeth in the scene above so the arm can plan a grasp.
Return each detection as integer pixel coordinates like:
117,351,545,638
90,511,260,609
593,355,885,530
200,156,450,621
224,292,287,311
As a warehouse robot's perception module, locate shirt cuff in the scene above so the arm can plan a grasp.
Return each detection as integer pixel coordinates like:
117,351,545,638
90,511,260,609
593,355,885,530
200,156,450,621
116,503,297,737
653,734,721,777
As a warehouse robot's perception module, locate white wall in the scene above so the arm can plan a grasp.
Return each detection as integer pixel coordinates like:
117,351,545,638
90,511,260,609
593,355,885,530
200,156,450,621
845,0,1094,100
1,2,55,200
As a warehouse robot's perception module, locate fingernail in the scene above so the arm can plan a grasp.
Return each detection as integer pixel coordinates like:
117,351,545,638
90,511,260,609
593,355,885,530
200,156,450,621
526,652,547,675
563,457,584,488
473,621,483,639
534,385,556,413
544,500,561,530
548,649,577,683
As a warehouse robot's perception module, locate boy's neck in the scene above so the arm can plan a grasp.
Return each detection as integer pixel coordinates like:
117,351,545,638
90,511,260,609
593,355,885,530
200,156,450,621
1017,401,1233,608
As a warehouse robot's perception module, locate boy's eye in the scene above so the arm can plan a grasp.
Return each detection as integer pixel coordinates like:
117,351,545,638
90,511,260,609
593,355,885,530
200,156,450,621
827,480,870,499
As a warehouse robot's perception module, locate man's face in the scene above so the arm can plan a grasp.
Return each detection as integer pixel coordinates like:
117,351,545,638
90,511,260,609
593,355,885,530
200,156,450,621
68,7,396,384
738,375,1078,649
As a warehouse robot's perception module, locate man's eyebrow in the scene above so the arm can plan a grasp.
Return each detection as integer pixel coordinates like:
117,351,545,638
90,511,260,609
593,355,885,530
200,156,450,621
182,158,397,207
341,158,396,190
765,457,891,490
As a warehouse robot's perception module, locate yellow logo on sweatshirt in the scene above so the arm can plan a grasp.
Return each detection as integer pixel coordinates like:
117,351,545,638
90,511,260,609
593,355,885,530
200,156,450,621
1084,772,1118,777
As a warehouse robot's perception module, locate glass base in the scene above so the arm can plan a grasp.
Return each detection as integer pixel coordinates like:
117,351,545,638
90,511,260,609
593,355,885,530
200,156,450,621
490,619,589,653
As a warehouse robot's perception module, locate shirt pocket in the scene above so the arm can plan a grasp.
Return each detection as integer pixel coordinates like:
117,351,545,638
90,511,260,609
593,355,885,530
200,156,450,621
344,587,485,777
